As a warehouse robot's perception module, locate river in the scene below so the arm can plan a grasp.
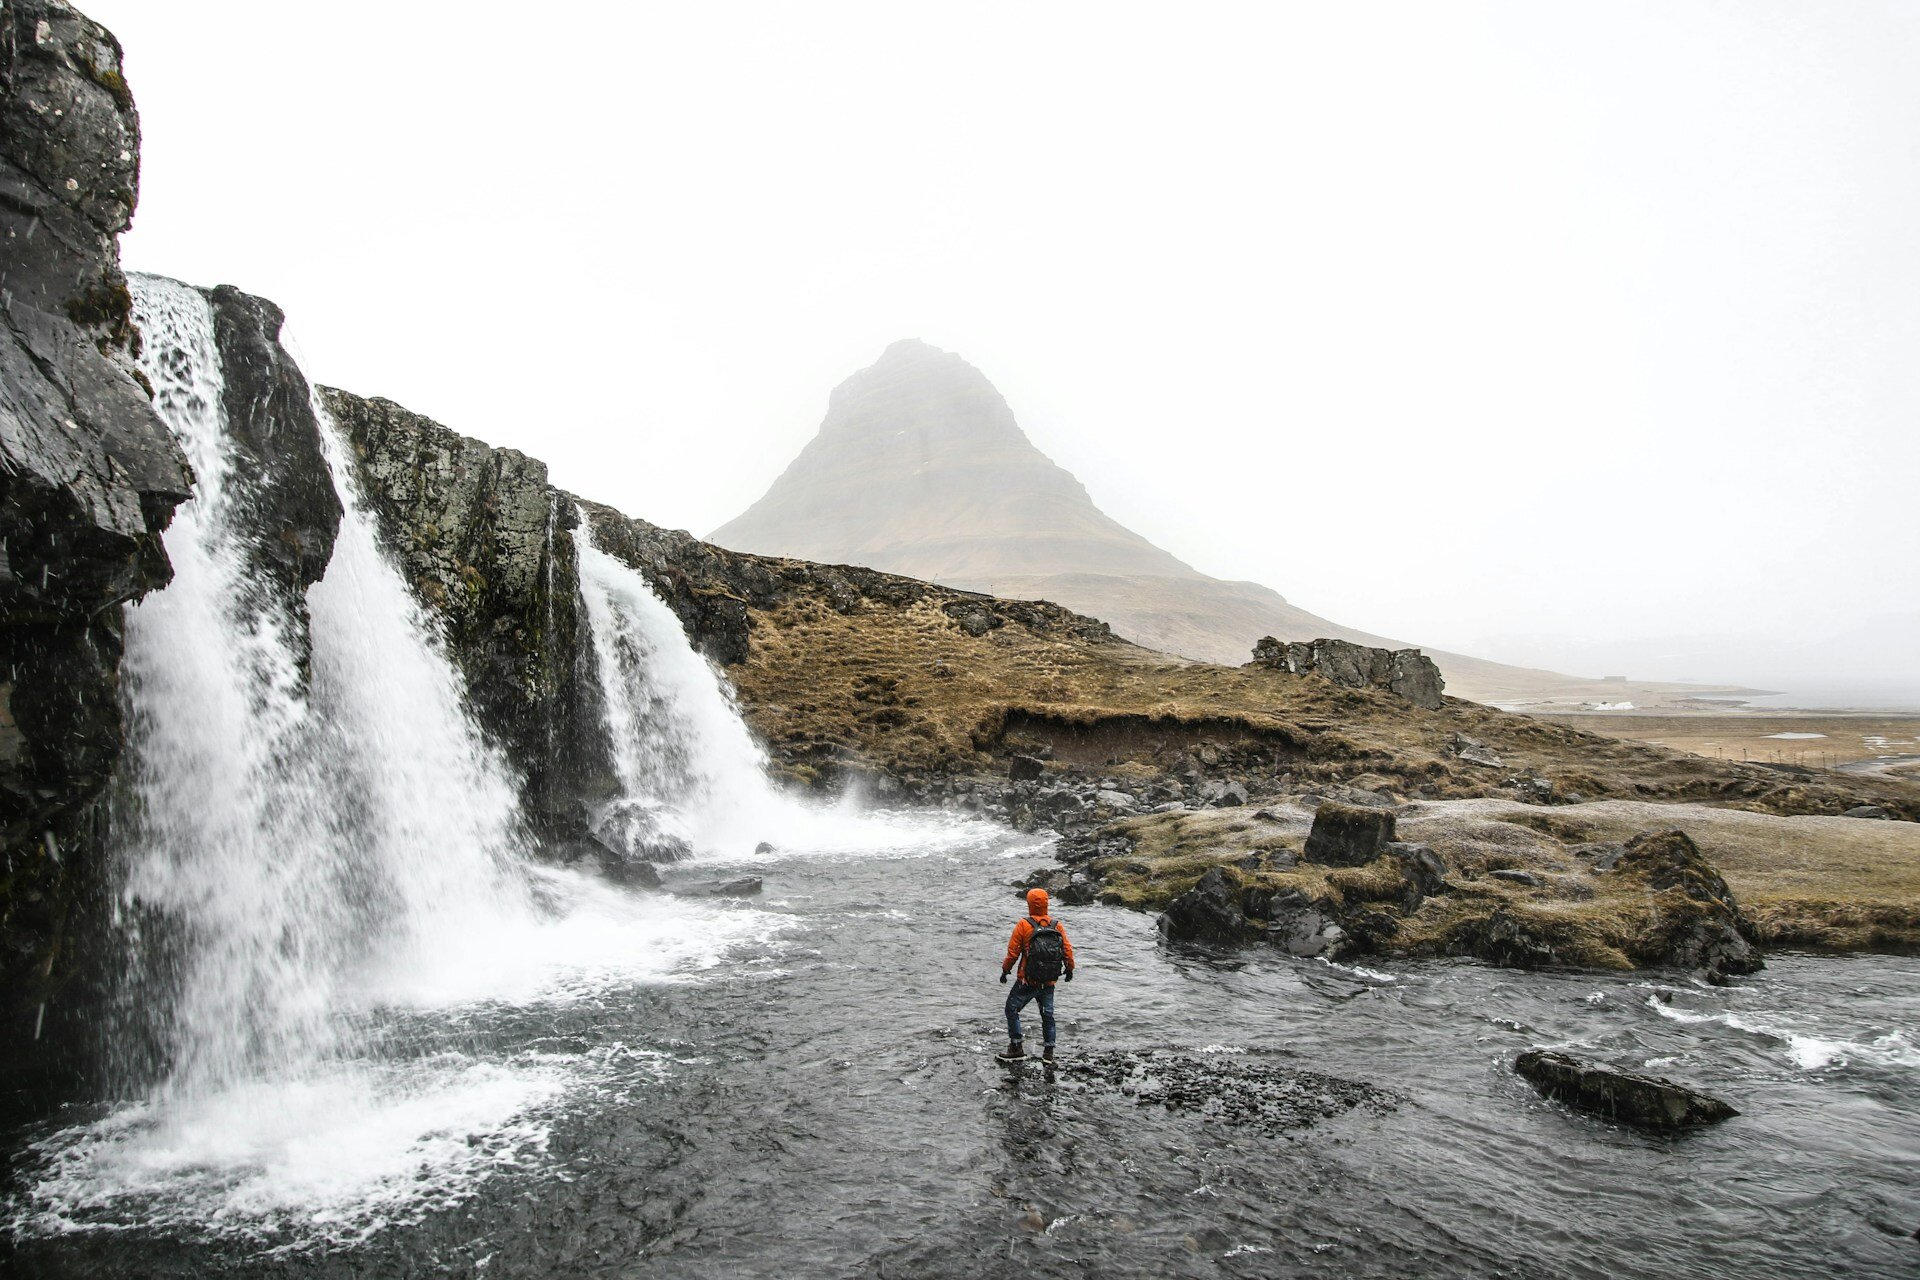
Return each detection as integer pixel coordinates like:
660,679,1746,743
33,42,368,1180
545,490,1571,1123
5,816,1916,1279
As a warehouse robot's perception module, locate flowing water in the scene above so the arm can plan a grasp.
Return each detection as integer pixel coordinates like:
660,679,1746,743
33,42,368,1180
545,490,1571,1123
4,836,1916,1277
1,283,1915,1275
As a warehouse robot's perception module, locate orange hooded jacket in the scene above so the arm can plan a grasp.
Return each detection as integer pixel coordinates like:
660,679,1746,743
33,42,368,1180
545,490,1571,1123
1003,888,1076,986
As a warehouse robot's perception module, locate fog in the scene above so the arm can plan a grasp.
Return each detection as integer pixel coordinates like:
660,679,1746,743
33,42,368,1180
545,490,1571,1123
85,1,1920,701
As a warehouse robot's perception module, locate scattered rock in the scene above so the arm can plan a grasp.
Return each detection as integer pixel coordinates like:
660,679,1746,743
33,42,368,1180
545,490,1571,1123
1014,867,1072,894
1200,779,1249,808
1008,754,1045,782
602,858,663,890
590,799,695,864
1453,907,1560,968
1449,733,1505,769
1262,894,1349,958
1062,1049,1396,1134
1572,842,1628,871
1842,805,1893,820
1491,869,1545,888
1302,802,1396,867
754,841,776,855
1514,1050,1738,1130
1385,842,1447,901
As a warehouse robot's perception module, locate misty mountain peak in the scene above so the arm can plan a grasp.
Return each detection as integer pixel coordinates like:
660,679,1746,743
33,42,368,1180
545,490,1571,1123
711,342,1192,581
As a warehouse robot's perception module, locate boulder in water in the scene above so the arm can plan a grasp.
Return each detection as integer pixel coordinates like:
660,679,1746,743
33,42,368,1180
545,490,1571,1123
1514,1050,1738,1130
590,799,695,865
1157,867,1259,944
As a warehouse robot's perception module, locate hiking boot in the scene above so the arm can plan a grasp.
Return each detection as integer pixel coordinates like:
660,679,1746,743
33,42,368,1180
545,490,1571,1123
1042,1045,1055,1062
1002,1041,1026,1060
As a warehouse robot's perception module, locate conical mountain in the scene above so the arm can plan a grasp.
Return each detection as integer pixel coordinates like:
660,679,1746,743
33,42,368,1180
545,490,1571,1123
714,339,1193,581
711,341,1709,705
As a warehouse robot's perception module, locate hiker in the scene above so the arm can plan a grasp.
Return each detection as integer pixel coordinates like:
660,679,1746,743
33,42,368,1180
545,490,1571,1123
999,887,1075,1061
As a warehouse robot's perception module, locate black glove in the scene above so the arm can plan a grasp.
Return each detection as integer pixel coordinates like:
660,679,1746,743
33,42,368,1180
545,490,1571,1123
999,971,1009,984
1064,968,1074,982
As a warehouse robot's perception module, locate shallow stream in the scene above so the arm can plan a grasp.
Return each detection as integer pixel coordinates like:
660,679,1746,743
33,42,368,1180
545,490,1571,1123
4,816,1917,1278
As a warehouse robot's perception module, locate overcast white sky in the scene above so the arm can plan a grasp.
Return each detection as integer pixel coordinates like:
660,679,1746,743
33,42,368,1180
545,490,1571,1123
87,1,1920,701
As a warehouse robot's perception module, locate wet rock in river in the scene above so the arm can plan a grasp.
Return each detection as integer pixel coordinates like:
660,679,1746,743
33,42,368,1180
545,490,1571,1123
1157,866,1259,944
1514,1049,1737,1130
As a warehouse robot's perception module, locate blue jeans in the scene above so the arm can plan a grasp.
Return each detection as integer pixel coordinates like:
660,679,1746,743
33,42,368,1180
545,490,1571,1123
1004,980,1056,1047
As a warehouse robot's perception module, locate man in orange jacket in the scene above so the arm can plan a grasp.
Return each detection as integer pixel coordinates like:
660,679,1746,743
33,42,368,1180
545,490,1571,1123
999,887,1076,1062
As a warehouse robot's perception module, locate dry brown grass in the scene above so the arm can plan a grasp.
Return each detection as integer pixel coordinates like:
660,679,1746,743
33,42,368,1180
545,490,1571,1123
731,590,1920,824
1541,713,1920,771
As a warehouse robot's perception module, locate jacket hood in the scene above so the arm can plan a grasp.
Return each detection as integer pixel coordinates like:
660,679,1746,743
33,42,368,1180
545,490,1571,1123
1026,888,1049,916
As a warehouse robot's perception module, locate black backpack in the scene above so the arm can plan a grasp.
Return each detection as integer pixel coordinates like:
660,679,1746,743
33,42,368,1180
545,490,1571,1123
1025,919,1067,983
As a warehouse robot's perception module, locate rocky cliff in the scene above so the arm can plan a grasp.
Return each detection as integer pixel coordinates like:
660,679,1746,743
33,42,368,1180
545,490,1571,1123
0,0,194,1100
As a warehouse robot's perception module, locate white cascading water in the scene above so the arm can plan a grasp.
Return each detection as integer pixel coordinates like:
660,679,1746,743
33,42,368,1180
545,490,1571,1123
115,275,536,1091
573,513,987,860
6,278,771,1243
10,279,980,1247
575,513,782,858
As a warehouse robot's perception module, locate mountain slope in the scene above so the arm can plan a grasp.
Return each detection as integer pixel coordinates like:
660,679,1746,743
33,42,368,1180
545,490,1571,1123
710,340,1722,706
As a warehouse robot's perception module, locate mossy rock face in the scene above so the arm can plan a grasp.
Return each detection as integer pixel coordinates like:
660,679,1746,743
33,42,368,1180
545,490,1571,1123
1303,802,1397,867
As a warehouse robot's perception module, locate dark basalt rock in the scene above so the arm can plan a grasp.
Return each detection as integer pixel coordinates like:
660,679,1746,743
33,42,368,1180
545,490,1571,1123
1514,1049,1737,1130
1157,866,1259,944
670,876,763,899
1007,753,1044,782
1302,801,1396,867
321,388,596,826
1260,891,1349,958
1251,635,1444,709
201,285,340,614
1611,829,1761,984
1,0,194,1102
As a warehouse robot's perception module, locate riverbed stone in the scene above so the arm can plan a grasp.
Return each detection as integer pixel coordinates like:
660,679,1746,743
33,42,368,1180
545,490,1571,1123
1514,1049,1738,1130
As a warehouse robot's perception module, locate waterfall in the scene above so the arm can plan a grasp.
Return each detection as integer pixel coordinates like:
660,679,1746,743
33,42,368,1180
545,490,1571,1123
575,514,779,860
115,276,534,1096
8,281,970,1247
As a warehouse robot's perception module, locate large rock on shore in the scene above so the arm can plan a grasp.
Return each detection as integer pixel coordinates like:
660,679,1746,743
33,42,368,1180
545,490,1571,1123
1157,866,1260,944
1515,1049,1737,1130
1303,801,1397,867
1251,636,1445,709
1610,829,1761,984
0,0,194,1098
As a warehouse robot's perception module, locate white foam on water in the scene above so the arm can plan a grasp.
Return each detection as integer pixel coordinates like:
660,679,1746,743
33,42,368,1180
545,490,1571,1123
10,1056,574,1249
359,863,786,1009
1644,996,1920,1072
1764,732,1826,740
1315,958,1399,984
